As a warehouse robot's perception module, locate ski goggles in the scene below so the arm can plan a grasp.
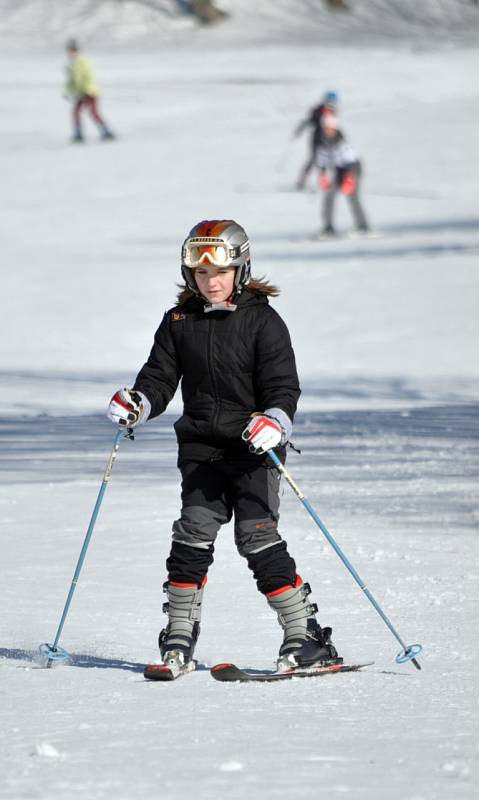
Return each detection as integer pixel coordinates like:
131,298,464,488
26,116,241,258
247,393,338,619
182,238,249,268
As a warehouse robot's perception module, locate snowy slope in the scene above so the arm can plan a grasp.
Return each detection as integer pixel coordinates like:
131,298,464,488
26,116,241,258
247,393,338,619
0,0,478,46
1,6,479,800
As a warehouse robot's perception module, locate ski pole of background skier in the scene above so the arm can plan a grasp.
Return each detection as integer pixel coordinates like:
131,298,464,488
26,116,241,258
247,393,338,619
267,450,422,670
39,427,132,666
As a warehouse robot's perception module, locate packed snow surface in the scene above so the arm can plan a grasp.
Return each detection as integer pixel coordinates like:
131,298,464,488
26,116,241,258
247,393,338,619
1,0,479,45
1,4,479,800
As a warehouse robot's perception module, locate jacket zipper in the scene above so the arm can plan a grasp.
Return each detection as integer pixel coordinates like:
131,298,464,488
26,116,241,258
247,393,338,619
207,318,220,436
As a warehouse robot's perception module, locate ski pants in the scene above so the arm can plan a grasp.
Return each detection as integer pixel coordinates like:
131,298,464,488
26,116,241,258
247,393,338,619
166,456,297,594
73,95,107,132
322,166,368,230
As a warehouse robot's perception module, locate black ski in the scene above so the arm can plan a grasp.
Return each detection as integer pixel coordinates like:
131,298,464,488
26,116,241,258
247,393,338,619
210,661,373,683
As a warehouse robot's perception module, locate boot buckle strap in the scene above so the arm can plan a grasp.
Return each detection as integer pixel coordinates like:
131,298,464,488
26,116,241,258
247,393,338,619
164,604,202,622
278,601,317,626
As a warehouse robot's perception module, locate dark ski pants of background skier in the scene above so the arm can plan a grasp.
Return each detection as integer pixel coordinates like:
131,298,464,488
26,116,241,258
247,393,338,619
166,454,298,595
73,95,108,130
322,165,368,231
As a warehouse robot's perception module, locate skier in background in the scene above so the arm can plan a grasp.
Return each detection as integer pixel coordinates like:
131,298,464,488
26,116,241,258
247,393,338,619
175,1,228,23
316,113,369,238
107,219,341,678
293,90,338,190
323,0,350,10
64,39,115,143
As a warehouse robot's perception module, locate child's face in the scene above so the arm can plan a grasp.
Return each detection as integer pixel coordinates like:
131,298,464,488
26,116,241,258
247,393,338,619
194,266,236,303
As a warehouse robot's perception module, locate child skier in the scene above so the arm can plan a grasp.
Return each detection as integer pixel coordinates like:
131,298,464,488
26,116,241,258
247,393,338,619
107,219,340,677
64,39,115,143
316,114,369,238
294,90,338,190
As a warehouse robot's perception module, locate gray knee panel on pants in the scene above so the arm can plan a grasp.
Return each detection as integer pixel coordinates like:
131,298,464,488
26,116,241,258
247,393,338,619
172,504,228,549
234,519,283,556
235,467,282,556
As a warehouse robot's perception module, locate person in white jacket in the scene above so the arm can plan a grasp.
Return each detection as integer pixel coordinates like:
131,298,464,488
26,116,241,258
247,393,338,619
316,114,369,238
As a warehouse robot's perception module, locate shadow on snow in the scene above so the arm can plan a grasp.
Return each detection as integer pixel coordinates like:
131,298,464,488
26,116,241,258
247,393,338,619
0,647,212,674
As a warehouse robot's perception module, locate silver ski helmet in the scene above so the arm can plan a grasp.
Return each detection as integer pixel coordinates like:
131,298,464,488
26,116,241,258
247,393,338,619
181,219,251,295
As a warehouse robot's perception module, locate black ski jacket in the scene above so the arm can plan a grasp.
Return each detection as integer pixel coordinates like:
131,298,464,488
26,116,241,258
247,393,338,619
133,288,301,461
295,103,329,147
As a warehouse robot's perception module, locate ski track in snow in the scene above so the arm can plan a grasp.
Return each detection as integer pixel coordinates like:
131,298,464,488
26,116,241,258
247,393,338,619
1,16,479,800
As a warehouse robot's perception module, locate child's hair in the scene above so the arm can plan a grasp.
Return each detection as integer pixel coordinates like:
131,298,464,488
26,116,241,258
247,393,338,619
175,276,280,305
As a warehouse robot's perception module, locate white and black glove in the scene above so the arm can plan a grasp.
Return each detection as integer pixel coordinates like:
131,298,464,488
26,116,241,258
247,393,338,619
107,388,147,428
242,415,283,454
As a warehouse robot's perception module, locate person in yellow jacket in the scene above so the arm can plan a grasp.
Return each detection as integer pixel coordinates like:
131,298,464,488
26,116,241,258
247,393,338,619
64,39,115,143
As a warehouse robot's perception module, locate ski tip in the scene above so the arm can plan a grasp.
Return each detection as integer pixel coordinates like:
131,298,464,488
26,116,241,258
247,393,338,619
143,664,174,680
144,664,171,673
211,662,235,673
144,658,197,681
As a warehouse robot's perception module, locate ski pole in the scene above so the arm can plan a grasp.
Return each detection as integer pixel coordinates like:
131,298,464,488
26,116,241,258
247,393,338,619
39,427,133,666
268,449,422,670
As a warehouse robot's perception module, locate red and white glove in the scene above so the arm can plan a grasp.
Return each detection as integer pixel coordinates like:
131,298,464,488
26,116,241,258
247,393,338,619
319,172,332,192
242,415,282,454
341,172,357,195
107,388,146,428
